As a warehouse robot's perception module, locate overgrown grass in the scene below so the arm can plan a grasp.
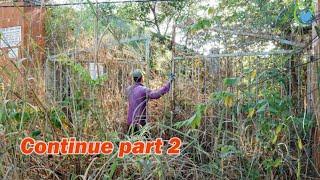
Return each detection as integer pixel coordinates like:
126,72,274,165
0,63,318,179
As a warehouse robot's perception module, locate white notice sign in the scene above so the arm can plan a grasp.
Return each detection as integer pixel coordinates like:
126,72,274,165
0,26,22,48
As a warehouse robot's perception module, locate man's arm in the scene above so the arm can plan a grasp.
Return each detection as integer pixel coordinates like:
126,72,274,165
146,82,171,99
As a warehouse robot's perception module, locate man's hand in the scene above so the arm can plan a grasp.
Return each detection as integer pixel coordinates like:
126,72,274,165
168,73,176,83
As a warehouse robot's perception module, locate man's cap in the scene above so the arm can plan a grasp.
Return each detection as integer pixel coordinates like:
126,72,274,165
132,69,143,79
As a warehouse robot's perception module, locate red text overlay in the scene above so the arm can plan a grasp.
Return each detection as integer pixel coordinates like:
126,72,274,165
20,137,182,158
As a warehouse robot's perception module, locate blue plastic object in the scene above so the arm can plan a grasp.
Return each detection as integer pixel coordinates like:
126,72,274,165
298,9,314,25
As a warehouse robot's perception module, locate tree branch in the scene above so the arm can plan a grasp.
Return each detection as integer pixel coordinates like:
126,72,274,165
211,26,305,48
150,2,161,36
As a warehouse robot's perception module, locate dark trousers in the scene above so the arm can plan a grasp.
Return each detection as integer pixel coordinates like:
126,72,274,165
127,121,146,135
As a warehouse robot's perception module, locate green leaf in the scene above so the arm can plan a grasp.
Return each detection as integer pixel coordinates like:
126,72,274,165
223,77,239,86
191,114,201,129
297,138,303,150
269,106,279,114
263,158,282,172
220,145,238,158
108,159,118,179
251,70,257,79
257,103,268,113
247,108,255,118
224,95,233,108
275,124,283,134
31,130,41,137
273,158,282,168
0,108,4,122
208,7,215,15
174,104,206,129
190,19,212,32
50,110,62,129
271,134,278,144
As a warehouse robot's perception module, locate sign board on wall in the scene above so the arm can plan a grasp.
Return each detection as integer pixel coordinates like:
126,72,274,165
89,62,105,80
0,26,22,48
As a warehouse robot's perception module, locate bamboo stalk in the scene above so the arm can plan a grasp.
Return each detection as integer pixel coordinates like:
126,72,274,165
312,0,320,173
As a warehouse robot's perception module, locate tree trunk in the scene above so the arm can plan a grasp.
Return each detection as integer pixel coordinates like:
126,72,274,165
290,55,299,114
312,0,320,173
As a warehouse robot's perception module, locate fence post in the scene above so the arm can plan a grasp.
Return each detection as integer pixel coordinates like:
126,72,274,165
170,23,176,127
145,36,151,86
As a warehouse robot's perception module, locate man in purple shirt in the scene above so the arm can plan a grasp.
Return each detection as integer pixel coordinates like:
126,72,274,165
126,69,174,134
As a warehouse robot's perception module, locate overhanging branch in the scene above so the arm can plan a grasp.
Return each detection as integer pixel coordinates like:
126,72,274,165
211,26,305,48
